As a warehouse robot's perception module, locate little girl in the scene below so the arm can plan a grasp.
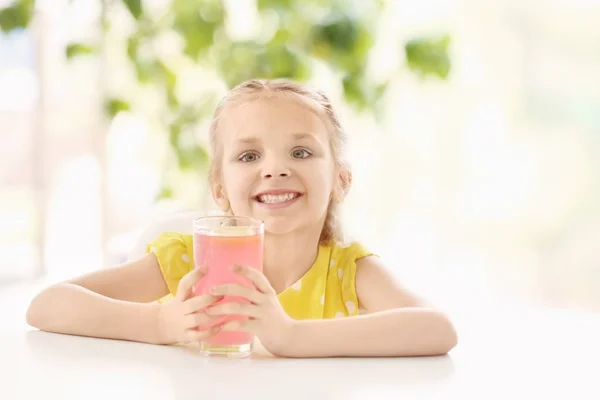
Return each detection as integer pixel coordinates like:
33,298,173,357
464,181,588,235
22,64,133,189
26,79,457,357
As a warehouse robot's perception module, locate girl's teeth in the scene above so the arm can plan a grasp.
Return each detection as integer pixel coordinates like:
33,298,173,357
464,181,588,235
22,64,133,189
258,193,298,203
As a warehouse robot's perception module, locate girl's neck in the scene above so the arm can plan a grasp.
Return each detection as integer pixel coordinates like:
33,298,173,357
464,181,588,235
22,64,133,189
263,227,322,294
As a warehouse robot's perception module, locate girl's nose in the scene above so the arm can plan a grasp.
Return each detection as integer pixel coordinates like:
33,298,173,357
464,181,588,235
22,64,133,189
263,170,290,179
261,157,291,179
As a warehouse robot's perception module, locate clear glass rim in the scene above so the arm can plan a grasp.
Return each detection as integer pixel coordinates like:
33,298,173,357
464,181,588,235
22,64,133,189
193,215,264,236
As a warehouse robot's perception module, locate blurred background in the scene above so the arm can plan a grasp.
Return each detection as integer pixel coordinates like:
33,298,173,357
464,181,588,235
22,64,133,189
1,0,599,314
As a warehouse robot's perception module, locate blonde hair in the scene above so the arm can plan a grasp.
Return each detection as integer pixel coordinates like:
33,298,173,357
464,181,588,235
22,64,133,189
208,79,350,243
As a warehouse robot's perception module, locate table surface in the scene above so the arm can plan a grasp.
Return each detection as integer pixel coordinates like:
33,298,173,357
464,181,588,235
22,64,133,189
3,282,600,400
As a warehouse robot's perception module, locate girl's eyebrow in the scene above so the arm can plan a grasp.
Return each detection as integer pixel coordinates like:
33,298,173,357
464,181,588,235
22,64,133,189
292,132,317,140
234,132,318,144
234,137,261,144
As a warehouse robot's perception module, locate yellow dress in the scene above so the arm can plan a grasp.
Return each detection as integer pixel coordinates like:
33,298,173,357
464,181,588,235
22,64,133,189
146,232,375,319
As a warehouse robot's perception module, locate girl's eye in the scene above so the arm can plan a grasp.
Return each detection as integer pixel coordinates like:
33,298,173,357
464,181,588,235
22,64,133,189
292,149,311,159
239,152,259,162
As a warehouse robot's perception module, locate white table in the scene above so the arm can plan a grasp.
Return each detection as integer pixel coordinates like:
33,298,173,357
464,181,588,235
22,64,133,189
3,283,600,399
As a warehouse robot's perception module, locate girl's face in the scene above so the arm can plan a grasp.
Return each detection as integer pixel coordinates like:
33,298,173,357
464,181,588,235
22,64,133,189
211,95,341,237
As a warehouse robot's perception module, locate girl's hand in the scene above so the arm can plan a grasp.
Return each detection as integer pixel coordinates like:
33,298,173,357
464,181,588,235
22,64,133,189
156,268,222,344
207,265,296,356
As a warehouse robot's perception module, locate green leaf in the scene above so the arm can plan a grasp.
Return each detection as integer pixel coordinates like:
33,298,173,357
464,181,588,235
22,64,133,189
313,12,359,53
198,0,225,22
172,0,224,60
65,43,96,59
166,87,179,109
342,73,389,113
257,0,293,10
270,28,293,45
101,17,111,32
105,98,131,117
257,0,331,11
158,61,177,91
175,145,210,170
261,44,311,81
405,35,451,79
0,0,34,33
175,16,217,59
169,123,181,148
126,35,139,61
134,59,161,84
310,11,373,73
342,73,371,111
215,41,311,88
155,186,174,200
215,41,263,88
122,0,142,20
158,62,179,109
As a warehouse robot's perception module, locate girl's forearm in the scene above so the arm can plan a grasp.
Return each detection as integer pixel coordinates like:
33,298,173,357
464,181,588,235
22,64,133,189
26,283,162,344
282,308,457,358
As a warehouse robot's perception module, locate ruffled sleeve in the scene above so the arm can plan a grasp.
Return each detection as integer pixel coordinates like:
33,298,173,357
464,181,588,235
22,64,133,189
146,232,194,297
334,242,377,316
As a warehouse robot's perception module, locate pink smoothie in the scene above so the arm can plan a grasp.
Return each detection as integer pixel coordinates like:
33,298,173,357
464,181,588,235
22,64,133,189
193,231,263,346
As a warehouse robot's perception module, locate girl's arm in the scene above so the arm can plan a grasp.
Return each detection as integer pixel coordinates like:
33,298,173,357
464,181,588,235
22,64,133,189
284,256,457,357
25,253,169,344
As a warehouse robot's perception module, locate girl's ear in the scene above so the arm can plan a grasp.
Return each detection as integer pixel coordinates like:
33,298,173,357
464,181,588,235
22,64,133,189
333,166,352,203
210,177,231,212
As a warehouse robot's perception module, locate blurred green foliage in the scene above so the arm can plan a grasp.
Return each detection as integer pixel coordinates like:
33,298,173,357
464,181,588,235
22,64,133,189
65,43,96,59
0,0,33,33
405,35,451,79
1,0,452,201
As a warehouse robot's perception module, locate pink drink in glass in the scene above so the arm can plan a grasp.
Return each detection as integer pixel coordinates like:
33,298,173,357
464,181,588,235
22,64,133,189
192,216,263,358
